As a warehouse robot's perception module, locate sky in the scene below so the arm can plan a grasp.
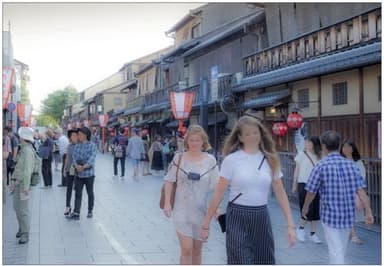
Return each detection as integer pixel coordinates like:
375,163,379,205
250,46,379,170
2,2,204,114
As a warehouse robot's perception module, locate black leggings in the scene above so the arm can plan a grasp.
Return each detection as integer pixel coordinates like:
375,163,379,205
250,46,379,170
66,174,75,208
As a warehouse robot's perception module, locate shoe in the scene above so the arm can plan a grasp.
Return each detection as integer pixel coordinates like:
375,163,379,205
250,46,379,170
87,212,93,218
296,228,305,242
16,230,22,238
66,213,79,220
40,186,48,189
112,175,117,178
57,184,66,187
310,233,322,244
350,235,363,244
18,235,29,244
64,207,71,216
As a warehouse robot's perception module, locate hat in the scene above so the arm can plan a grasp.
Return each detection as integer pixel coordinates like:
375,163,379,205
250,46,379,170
18,127,35,142
54,128,63,134
78,127,91,140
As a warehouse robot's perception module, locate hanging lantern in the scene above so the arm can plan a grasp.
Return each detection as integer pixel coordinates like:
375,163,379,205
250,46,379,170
124,127,130,136
3,67,15,109
287,111,303,129
272,122,288,137
98,114,109,128
169,91,195,131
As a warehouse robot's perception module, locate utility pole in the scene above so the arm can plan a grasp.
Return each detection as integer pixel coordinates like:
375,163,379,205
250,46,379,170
200,78,209,132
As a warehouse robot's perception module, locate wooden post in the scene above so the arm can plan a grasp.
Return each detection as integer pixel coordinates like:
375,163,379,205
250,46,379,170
359,68,365,155
102,127,105,154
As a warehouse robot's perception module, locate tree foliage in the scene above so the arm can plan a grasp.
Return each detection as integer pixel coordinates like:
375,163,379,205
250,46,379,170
34,114,58,128
40,85,78,122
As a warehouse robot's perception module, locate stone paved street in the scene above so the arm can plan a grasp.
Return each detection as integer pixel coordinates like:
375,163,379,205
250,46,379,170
2,153,381,265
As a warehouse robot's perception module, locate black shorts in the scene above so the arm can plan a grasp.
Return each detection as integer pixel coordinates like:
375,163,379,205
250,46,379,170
298,182,320,221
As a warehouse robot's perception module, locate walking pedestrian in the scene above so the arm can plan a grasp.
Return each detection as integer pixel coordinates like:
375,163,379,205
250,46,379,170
340,139,366,245
54,128,69,187
52,137,61,171
38,130,54,188
201,116,296,264
4,126,19,186
126,128,145,180
163,125,219,265
112,128,129,179
63,129,78,216
302,130,374,264
149,135,164,174
291,136,322,243
9,127,36,244
3,131,12,204
67,127,97,220
141,135,151,176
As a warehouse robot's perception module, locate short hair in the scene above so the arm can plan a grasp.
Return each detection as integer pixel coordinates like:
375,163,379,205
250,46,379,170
320,130,341,152
183,124,212,152
46,129,54,138
4,126,12,132
119,128,125,134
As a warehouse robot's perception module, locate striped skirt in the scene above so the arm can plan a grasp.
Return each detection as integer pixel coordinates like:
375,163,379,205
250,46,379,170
226,203,275,265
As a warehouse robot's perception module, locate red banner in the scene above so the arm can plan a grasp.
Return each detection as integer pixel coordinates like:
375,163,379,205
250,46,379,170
17,103,25,125
3,67,14,109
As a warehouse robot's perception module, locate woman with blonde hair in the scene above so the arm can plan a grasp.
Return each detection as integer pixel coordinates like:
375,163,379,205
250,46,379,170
201,116,296,264
163,125,219,265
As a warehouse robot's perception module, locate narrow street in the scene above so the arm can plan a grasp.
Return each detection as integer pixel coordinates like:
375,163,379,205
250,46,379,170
3,153,381,265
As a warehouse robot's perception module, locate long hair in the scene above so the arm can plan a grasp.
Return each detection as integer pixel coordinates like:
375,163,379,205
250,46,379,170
340,139,361,161
222,116,280,177
305,136,322,160
184,124,212,152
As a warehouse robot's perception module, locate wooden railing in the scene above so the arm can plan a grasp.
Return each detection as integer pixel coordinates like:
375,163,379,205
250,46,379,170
243,8,381,77
143,83,179,107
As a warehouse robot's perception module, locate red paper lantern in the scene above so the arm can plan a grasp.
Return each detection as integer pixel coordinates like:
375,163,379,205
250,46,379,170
124,127,130,136
180,126,188,135
272,122,288,137
287,111,303,129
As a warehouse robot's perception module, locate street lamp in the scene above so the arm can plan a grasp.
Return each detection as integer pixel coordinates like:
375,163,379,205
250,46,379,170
169,90,195,133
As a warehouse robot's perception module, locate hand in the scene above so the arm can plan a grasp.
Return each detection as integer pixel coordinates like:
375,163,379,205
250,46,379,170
365,212,374,225
22,189,29,196
301,204,309,220
75,165,83,172
200,227,209,242
163,203,172,218
291,184,297,194
214,208,222,219
287,227,296,247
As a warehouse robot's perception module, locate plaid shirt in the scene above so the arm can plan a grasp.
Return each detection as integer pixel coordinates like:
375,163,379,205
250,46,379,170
305,152,366,229
72,141,97,178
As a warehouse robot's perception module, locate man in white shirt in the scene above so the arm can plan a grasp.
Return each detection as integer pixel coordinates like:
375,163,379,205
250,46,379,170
55,128,69,187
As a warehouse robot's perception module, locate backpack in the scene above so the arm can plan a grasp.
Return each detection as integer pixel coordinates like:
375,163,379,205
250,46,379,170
30,149,42,186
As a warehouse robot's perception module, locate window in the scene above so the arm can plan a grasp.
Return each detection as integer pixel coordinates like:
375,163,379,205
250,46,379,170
298,88,309,108
287,44,292,62
376,13,381,38
378,75,381,102
361,15,369,40
191,23,200,39
325,30,331,51
304,39,310,58
295,41,301,61
312,36,319,55
336,26,342,48
79,92,85,102
332,82,348,105
114,97,123,106
347,21,354,45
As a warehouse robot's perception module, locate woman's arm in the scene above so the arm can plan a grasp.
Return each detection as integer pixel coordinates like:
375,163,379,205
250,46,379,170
272,178,296,247
292,163,299,194
200,177,229,240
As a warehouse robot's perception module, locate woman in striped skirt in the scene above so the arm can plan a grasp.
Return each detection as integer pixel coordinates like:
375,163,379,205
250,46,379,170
201,116,296,264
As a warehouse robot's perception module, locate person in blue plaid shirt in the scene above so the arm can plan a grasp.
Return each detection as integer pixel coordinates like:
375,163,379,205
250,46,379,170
67,127,97,220
302,130,373,264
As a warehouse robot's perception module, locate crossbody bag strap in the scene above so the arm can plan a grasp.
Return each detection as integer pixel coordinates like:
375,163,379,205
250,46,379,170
258,156,266,170
175,152,183,180
230,193,242,204
304,151,315,166
200,163,218,178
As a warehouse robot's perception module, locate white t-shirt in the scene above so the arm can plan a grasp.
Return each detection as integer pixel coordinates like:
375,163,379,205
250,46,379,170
294,151,318,183
220,150,282,206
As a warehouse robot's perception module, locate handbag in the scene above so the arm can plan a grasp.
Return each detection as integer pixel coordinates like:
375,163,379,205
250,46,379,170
217,193,242,233
159,152,183,210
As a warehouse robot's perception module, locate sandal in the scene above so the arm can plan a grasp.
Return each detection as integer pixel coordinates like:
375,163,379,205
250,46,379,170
350,235,363,244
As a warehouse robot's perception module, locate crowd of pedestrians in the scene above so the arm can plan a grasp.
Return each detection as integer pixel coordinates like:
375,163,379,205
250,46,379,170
2,118,375,265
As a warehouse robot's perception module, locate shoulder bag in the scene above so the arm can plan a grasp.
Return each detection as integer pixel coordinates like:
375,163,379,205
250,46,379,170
159,152,183,210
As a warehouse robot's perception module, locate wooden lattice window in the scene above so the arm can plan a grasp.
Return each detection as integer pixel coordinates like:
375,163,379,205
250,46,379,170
332,82,348,105
298,88,309,108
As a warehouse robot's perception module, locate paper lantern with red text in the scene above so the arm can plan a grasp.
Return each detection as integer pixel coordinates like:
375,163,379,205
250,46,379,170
287,111,303,129
272,122,288,137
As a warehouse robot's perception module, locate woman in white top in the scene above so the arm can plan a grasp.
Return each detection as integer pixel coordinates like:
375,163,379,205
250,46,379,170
163,125,219,265
201,116,296,264
291,136,322,243
340,139,366,245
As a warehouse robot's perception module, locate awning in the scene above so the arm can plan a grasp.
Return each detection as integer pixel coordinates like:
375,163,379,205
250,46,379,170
233,41,381,92
208,112,227,126
123,106,143,116
141,103,170,115
107,121,120,128
119,122,132,128
242,89,291,110
165,120,179,128
135,119,151,127
120,79,137,93
113,109,125,116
